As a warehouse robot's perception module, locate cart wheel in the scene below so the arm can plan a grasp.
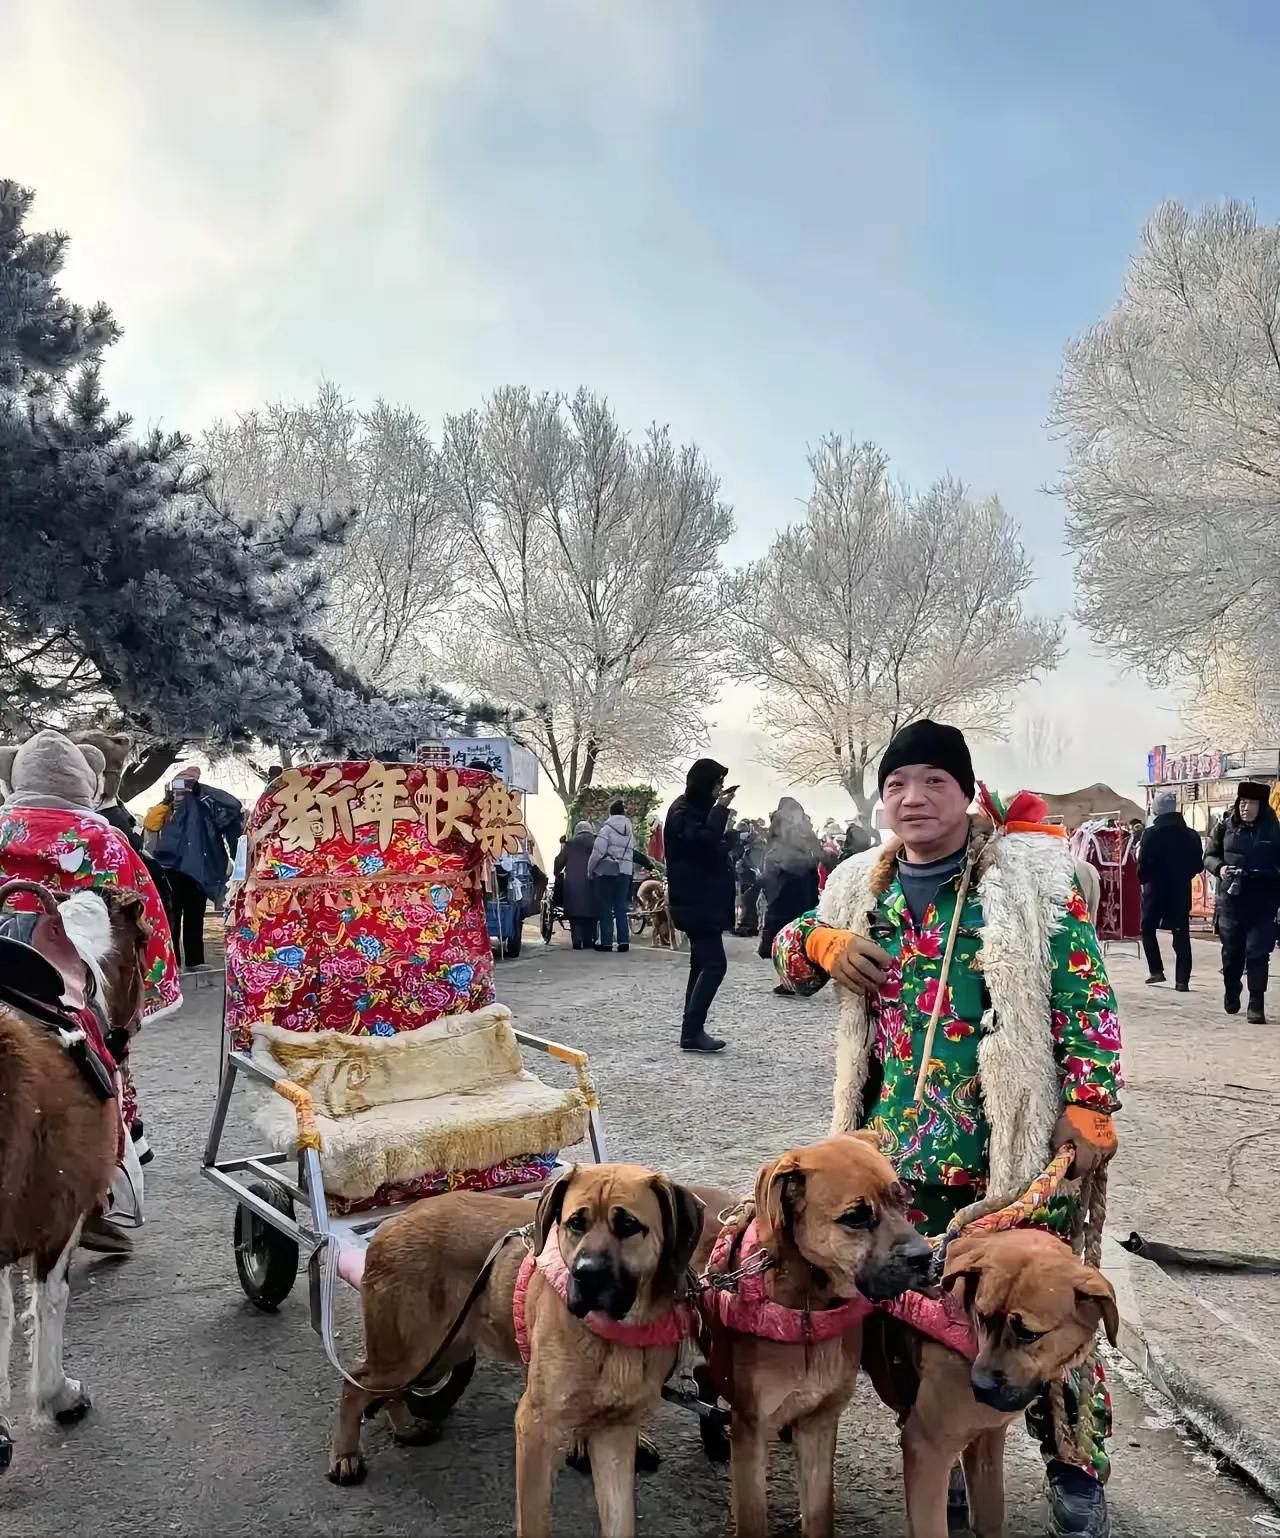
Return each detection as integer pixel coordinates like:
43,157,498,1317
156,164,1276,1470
540,903,554,945
406,1353,476,1421
628,910,649,937
504,927,523,959
234,1180,299,1311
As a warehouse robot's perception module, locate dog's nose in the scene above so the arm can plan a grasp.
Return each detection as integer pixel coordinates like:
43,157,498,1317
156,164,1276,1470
970,1368,1005,1397
570,1250,610,1278
895,1236,933,1274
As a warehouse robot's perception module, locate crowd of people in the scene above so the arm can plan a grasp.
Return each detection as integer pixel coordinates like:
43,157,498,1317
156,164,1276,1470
550,799,658,953
1136,781,1280,1021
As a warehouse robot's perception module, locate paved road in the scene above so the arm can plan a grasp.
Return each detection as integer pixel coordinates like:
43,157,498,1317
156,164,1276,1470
1,935,1272,1536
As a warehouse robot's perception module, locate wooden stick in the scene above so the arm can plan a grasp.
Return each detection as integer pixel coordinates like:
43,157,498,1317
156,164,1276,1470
913,856,976,1105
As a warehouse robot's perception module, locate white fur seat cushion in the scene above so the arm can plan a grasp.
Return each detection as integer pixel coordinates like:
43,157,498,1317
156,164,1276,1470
250,1005,589,1202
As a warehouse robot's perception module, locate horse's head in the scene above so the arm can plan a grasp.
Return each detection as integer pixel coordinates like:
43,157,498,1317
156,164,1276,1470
60,887,152,1047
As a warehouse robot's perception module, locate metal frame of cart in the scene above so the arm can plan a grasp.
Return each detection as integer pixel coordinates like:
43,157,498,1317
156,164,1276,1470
201,1013,607,1401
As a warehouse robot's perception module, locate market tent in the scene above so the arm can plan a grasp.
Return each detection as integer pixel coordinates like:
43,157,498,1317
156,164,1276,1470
1033,782,1147,828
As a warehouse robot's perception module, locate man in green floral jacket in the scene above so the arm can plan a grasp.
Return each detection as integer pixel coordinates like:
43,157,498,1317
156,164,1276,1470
774,720,1120,1538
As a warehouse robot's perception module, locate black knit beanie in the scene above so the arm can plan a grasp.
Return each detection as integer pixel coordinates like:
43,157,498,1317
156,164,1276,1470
877,720,975,800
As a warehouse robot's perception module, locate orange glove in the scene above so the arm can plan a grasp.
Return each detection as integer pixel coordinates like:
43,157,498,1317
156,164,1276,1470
804,927,891,995
805,926,857,976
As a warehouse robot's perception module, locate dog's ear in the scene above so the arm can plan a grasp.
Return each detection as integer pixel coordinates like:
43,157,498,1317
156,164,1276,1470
754,1155,804,1249
651,1176,705,1286
1074,1268,1119,1347
940,1235,990,1314
533,1166,575,1256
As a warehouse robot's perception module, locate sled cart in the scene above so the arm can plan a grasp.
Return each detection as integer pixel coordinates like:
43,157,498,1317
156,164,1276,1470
202,761,605,1403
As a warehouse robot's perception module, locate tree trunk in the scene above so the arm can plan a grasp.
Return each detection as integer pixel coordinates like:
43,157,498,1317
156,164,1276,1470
843,765,882,845
120,741,181,803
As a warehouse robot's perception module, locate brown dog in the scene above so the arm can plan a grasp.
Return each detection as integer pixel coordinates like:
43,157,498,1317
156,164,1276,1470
328,1162,710,1538
868,1228,1118,1538
707,1132,932,1538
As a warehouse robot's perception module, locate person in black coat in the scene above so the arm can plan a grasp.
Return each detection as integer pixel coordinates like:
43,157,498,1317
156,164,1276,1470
664,758,736,1053
553,821,599,950
1137,792,1203,990
757,797,823,969
1204,782,1280,1022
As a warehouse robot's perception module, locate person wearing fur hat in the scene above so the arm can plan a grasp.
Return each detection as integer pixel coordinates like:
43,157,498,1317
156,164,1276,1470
773,719,1121,1538
0,729,183,1250
1204,781,1280,1023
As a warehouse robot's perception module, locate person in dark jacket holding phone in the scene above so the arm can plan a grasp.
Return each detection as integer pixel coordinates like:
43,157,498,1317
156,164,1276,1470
1204,782,1280,1022
664,758,736,1053
1137,792,1203,991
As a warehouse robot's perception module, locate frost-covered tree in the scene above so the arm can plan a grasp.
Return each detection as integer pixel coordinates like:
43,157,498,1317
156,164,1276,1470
722,436,1062,820
0,178,444,764
1054,200,1280,735
200,382,464,690
436,387,733,809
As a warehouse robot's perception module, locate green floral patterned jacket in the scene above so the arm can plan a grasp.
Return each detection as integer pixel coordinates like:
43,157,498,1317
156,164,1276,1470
774,870,1121,1202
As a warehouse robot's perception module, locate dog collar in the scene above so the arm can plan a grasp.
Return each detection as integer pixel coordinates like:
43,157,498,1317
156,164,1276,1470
701,1220,977,1359
512,1224,699,1366
702,1220,874,1343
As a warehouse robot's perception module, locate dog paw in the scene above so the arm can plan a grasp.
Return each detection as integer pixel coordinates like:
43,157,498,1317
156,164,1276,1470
48,1381,92,1425
327,1454,367,1486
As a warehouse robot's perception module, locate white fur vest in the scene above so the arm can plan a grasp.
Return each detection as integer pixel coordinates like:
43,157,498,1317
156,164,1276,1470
818,826,1077,1196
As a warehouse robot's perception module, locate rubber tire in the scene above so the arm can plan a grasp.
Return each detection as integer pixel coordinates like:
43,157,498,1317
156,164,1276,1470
406,1353,476,1421
540,903,555,946
234,1180,299,1312
504,927,523,959
628,910,648,937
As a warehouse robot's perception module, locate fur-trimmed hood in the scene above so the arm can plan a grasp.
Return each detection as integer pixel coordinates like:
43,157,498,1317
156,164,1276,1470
818,820,1077,1196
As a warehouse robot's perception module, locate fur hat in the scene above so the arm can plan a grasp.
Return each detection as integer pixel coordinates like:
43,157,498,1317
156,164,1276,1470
0,728,106,808
71,729,133,804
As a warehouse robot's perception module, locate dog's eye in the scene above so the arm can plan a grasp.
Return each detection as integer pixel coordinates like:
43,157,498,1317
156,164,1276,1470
837,1202,876,1230
611,1212,646,1240
1010,1317,1044,1345
564,1210,590,1235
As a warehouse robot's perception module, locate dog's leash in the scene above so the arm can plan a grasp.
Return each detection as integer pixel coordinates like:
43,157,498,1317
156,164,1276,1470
318,1223,532,1395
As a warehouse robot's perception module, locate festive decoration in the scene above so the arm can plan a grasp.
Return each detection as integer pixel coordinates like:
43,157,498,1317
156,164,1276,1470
224,762,528,1052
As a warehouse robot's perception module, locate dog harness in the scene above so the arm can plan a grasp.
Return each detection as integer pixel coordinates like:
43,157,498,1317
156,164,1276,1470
512,1223,699,1366
701,1220,976,1359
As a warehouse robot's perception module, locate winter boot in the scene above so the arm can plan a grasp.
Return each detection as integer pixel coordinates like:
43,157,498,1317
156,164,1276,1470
680,1031,727,1053
1046,1461,1110,1537
1224,984,1242,1016
1248,998,1267,1024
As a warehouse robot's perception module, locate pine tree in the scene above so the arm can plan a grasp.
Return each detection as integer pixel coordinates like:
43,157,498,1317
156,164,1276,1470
0,179,462,754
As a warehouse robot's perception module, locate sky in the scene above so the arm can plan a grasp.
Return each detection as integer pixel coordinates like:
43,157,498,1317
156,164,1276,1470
4,0,1278,851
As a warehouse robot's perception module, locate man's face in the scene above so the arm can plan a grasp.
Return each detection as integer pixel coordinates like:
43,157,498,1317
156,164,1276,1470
1240,798,1261,824
881,763,970,848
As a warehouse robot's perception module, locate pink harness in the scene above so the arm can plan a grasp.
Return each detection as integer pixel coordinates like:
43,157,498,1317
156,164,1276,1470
703,1221,976,1360
512,1226,699,1366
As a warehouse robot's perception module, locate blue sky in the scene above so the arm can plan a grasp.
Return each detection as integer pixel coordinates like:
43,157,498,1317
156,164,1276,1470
3,0,1276,828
